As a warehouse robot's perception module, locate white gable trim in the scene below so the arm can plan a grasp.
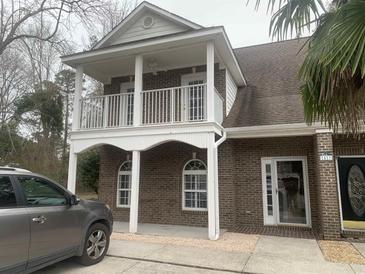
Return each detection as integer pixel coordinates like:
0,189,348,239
94,1,202,49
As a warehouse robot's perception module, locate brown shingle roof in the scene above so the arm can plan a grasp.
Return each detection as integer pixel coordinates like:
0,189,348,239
224,38,308,128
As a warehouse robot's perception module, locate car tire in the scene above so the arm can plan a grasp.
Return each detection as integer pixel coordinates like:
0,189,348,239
78,223,110,266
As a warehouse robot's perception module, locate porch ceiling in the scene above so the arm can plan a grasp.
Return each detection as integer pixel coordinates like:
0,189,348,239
79,43,209,83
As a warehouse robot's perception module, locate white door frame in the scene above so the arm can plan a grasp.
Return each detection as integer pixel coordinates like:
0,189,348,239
120,82,135,126
261,156,311,227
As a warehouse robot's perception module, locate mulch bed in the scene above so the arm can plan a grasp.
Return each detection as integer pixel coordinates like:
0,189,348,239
318,240,365,265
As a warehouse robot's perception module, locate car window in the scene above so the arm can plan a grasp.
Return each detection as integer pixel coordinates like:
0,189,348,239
0,176,17,208
17,176,67,206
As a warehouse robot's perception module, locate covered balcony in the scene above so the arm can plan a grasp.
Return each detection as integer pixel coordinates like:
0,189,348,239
62,27,245,135
79,84,223,129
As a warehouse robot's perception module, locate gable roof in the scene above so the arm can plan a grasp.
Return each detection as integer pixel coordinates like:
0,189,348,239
94,1,203,49
224,38,308,128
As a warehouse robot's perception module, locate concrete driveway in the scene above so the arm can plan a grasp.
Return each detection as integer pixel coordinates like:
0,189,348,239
37,235,365,274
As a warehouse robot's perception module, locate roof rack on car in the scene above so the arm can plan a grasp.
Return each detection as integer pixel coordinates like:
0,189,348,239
0,166,31,172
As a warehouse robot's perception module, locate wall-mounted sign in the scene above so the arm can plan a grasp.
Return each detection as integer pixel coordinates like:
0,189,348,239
320,152,333,161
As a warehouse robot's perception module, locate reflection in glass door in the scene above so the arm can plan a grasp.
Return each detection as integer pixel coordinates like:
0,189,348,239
262,157,310,226
276,160,307,224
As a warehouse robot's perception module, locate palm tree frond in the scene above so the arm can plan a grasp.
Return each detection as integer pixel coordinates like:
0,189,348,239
300,0,365,134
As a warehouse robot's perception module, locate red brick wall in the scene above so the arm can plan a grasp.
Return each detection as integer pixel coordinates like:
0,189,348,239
99,142,208,227
313,133,341,239
99,136,319,232
226,137,318,231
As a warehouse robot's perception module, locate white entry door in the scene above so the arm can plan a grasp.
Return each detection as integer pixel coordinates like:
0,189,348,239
261,157,311,226
181,73,206,122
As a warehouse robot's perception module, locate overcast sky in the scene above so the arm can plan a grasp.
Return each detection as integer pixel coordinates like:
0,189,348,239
144,0,273,48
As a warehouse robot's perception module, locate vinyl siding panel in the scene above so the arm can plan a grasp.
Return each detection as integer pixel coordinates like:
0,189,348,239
111,13,188,45
226,69,238,115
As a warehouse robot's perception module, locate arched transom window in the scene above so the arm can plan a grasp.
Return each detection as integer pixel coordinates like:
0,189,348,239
117,161,132,207
182,159,207,211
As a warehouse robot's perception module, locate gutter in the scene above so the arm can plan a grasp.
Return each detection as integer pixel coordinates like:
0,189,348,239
225,123,327,139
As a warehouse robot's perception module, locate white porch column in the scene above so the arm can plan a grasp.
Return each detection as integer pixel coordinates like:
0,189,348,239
67,143,77,193
133,55,143,126
207,136,219,240
206,41,215,122
72,65,83,131
129,150,141,233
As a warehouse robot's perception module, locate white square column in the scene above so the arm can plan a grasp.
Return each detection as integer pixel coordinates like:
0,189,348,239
133,55,143,126
67,143,77,193
72,65,83,131
207,134,219,240
129,150,141,233
206,41,215,122
67,65,83,193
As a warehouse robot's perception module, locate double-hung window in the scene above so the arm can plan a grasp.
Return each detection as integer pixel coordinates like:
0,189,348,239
117,161,132,207
183,159,207,211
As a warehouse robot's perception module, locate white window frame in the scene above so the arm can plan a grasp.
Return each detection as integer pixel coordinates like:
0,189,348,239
116,160,132,208
182,159,208,212
181,72,207,86
261,156,311,227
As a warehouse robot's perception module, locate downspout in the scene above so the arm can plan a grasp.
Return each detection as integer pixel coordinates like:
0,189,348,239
212,129,227,239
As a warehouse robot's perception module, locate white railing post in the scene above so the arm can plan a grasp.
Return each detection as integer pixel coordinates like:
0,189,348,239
171,88,175,123
73,65,83,130
103,96,109,128
207,41,215,122
134,55,143,126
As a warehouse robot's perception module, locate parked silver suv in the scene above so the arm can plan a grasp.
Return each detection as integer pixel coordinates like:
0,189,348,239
0,167,113,274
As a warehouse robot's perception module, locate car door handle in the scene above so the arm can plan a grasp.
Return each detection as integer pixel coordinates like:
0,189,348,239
32,216,47,224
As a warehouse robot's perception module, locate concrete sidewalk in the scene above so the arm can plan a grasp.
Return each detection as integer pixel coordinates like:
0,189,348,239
37,234,365,273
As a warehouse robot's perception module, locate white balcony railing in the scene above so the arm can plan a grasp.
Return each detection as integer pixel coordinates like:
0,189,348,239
79,83,208,130
141,84,207,125
79,93,134,129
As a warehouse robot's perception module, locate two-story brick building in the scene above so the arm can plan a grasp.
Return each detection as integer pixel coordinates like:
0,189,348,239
62,1,365,241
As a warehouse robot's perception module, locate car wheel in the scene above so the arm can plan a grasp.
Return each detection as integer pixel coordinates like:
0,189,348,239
78,223,110,266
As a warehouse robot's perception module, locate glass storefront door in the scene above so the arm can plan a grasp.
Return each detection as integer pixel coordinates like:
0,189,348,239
262,157,310,226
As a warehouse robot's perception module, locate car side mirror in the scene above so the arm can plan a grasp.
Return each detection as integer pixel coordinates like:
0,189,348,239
69,194,80,206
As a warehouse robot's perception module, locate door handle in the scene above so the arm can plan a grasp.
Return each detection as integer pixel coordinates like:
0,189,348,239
32,216,47,224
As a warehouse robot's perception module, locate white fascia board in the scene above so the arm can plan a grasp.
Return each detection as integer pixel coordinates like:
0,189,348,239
62,27,245,86
62,28,221,65
225,123,328,139
71,122,223,141
93,1,202,50
219,30,246,86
